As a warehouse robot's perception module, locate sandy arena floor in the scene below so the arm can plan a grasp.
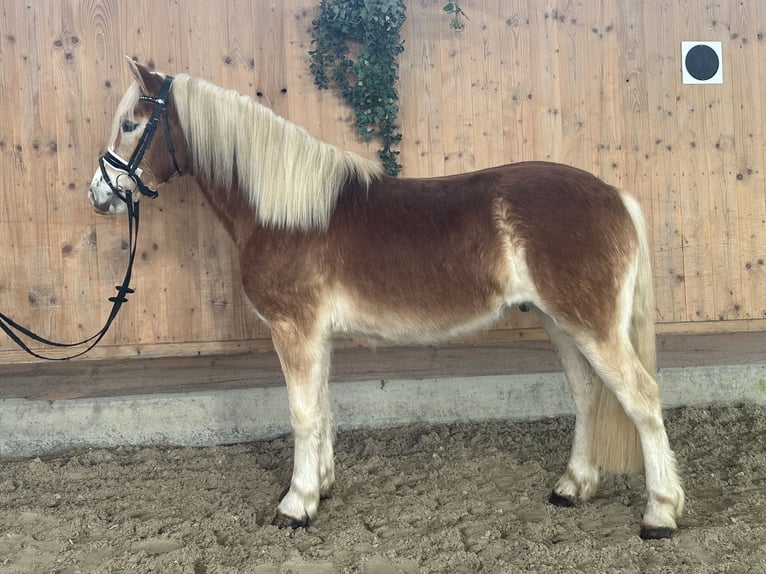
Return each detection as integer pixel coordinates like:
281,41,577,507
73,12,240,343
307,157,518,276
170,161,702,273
1,404,765,573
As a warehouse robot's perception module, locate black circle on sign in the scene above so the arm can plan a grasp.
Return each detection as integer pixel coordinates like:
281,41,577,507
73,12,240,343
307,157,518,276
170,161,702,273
685,44,719,81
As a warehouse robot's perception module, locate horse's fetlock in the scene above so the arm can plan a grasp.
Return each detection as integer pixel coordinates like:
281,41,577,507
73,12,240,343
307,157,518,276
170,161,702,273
557,465,600,502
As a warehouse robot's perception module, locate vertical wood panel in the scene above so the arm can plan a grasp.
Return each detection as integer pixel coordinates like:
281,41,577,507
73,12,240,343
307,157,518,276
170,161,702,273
644,0,685,322
498,1,530,164
1,0,764,362
399,0,446,176
467,0,503,171
439,5,474,174
728,0,766,320
749,0,766,321
529,2,563,163
702,2,738,323
557,2,590,171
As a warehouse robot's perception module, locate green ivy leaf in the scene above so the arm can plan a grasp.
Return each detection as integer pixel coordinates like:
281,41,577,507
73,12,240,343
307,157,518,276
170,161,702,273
309,0,405,176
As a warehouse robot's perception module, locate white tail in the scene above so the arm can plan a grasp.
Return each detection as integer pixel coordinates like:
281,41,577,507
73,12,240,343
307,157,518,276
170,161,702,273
588,194,654,474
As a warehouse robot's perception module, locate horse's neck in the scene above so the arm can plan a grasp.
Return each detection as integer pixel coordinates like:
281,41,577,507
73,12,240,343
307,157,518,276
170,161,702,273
195,176,259,245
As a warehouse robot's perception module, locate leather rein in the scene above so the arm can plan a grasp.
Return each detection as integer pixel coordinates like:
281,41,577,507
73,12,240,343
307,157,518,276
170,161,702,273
0,75,182,360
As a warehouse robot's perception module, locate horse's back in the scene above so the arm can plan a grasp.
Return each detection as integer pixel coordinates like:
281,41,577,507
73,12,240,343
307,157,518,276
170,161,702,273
333,160,635,274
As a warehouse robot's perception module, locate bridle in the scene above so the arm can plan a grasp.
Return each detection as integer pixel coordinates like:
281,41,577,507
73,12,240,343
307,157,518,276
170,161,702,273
99,74,184,201
0,75,183,360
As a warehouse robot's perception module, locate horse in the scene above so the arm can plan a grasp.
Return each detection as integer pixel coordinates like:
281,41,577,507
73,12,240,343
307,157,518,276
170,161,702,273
89,59,684,539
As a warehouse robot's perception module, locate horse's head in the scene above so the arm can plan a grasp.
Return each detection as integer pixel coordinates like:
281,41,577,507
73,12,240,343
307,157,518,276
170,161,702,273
89,58,186,214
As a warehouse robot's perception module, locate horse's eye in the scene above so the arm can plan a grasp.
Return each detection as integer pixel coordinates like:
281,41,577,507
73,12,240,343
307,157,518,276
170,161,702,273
122,119,138,133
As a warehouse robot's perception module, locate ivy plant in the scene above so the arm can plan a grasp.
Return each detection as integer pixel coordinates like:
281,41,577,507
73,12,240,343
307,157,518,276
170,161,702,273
309,0,406,176
443,2,469,31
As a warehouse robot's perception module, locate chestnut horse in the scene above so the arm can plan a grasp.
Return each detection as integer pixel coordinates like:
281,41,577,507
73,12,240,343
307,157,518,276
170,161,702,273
89,60,684,539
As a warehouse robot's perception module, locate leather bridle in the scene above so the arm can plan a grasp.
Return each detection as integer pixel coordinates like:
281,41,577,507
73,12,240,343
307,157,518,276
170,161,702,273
98,74,184,201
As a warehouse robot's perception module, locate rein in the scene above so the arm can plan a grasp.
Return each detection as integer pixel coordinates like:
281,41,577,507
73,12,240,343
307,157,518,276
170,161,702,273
0,75,182,361
0,197,140,360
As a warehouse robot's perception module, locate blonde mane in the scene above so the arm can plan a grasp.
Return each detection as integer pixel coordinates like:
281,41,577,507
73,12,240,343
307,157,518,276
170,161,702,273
169,74,383,230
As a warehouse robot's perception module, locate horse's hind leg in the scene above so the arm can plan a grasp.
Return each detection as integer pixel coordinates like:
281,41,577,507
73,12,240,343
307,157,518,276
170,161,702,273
540,314,601,506
580,334,684,538
270,322,334,528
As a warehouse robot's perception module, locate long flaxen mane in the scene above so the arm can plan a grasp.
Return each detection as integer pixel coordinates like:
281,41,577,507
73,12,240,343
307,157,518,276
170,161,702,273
169,74,383,230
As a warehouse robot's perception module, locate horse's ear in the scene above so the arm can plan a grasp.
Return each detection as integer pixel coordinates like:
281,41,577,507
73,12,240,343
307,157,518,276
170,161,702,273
124,56,156,94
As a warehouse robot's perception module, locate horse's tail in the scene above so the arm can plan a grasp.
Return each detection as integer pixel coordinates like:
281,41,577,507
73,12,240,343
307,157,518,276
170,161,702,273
625,192,657,378
588,193,653,474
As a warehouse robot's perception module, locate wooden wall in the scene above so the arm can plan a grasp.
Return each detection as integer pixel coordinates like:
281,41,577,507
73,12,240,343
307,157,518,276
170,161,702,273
1,0,764,363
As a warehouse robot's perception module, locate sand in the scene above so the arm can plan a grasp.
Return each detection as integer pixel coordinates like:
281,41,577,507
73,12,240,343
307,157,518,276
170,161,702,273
1,404,765,573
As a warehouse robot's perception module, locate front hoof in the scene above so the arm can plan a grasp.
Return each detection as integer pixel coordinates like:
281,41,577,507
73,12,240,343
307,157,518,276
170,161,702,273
548,490,576,508
271,512,308,529
640,526,674,540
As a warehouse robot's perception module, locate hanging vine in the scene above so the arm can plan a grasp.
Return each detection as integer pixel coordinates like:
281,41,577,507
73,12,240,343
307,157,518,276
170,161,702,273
309,0,406,176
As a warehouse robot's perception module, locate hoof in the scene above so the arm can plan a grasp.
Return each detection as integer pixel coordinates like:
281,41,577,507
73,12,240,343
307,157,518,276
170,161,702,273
640,526,674,540
271,512,308,530
548,491,576,508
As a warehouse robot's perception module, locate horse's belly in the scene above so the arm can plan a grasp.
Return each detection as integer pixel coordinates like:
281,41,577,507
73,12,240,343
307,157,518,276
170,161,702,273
325,287,509,344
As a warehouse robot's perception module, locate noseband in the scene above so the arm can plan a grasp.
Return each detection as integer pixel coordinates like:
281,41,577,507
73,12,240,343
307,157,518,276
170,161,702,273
98,74,184,202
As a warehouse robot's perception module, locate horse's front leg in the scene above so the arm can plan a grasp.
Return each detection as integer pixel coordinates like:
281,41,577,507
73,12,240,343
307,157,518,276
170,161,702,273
270,322,333,528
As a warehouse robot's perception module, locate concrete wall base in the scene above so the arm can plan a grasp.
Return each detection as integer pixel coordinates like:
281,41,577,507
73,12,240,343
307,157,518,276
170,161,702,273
2,363,765,458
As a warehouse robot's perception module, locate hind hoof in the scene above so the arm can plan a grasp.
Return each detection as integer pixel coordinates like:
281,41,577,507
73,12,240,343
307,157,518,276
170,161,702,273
271,512,308,529
548,490,576,508
640,526,674,540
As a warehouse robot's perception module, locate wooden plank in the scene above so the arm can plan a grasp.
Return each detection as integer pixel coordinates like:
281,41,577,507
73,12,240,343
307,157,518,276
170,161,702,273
701,3,741,323
587,0,619,179
531,1,565,163
399,0,445,176
497,0,534,163
643,0,686,323
728,0,766,321
0,0,25,339
1,331,763,401
617,0,650,201
467,0,504,171
283,1,319,135
752,0,766,322
555,1,590,170
438,1,474,174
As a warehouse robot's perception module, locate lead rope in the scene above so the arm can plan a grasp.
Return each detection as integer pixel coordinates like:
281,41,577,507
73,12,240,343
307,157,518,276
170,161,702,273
0,192,140,360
